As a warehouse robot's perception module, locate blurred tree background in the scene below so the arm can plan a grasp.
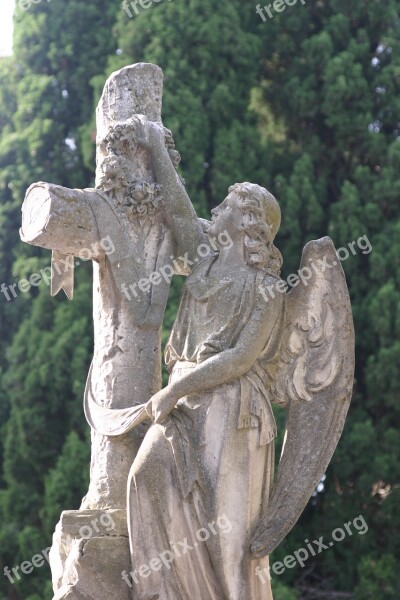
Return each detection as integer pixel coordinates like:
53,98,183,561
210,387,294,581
0,0,399,598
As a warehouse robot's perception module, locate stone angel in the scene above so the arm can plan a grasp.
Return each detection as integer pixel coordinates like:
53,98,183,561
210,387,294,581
85,118,355,600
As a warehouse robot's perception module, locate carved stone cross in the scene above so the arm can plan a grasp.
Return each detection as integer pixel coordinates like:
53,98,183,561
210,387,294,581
20,63,177,510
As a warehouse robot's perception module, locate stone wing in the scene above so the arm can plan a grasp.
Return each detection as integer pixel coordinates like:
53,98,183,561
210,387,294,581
251,237,355,558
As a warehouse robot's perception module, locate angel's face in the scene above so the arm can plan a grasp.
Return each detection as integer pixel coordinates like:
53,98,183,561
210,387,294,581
208,192,243,238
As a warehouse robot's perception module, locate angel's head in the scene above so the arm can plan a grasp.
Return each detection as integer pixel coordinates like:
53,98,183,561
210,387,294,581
208,182,283,275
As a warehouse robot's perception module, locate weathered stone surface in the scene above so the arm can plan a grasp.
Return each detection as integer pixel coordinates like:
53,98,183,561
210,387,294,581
50,510,130,600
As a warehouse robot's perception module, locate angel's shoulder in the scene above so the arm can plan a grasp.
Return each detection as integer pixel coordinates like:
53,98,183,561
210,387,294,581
256,272,287,309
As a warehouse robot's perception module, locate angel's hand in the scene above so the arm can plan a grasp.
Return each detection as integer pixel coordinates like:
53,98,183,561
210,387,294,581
129,116,164,151
145,386,180,424
128,115,151,149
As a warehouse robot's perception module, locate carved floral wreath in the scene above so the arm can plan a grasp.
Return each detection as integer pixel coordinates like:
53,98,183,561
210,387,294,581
122,180,163,216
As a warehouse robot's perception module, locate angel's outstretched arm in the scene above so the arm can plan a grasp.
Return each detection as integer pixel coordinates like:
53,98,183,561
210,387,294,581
147,123,208,262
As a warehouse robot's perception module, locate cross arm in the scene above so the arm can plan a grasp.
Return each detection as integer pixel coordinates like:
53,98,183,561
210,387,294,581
20,182,103,299
21,182,102,257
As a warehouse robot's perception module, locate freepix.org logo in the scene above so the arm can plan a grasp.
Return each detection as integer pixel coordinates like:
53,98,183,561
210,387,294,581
121,514,232,587
120,230,233,301
122,0,173,19
256,0,307,22
256,514,369,584
0,236,115,303
3,513,116,585
259,234,372,304
16,0,53,13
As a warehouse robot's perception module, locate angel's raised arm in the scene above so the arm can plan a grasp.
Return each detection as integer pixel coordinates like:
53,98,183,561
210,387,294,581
146,121,208,262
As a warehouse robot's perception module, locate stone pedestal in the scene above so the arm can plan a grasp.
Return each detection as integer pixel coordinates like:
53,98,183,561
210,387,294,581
49,509,131,600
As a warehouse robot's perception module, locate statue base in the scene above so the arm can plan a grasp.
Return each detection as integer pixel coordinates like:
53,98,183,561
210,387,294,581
49,509,131,600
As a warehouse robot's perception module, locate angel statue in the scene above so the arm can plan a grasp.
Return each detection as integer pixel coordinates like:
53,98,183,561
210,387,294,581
85,117,354,600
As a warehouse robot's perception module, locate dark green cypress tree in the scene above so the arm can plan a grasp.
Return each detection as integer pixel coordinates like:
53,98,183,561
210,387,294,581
250,0,400,596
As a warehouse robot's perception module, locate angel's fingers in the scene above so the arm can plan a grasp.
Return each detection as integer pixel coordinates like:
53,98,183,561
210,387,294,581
144,400,153,419
154,410,166,425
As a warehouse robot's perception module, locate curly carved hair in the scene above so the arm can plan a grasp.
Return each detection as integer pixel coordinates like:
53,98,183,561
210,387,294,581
228,182,283,276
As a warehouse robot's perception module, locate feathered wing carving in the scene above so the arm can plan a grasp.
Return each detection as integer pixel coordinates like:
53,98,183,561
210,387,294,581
251,236,355,558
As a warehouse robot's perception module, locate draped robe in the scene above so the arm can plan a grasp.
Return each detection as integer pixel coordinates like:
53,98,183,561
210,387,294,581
127,255,285,600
